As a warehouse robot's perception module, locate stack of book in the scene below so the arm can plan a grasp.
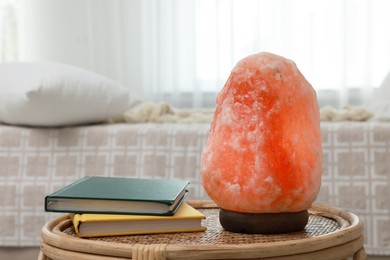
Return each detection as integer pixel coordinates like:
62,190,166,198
45,176,206,238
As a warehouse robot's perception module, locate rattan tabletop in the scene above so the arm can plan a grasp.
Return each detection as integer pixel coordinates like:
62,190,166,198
39,200,367,260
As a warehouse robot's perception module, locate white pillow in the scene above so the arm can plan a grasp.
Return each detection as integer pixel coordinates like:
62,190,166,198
0,62,141,126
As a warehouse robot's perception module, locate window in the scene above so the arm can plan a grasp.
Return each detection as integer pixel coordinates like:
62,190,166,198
2,0,390,108
140,0,390,107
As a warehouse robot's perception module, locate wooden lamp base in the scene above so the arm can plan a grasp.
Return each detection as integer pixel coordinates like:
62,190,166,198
219,208,309,234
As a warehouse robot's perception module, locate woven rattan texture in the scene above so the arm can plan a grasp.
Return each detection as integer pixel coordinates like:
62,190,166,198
63,208,341,245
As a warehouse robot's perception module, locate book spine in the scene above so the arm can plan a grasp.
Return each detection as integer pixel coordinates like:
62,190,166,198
72,214,83,236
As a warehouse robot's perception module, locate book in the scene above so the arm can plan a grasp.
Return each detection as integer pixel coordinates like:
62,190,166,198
45,176,189,215
72,202,207,238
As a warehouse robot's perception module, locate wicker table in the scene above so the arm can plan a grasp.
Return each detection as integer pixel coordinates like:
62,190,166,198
39,200,366,260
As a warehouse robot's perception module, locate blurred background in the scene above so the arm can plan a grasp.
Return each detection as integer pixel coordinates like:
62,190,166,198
1,0,390,108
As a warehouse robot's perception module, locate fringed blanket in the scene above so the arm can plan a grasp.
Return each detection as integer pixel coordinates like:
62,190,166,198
109,102,374,124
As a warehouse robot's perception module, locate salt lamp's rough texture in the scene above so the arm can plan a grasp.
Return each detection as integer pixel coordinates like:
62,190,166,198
201,52,322,214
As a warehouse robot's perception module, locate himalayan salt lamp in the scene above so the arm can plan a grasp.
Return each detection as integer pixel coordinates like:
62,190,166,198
201,52,322,234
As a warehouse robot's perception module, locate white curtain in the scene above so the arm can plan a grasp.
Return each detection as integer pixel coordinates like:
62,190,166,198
0,0,18,61
2,0,390,108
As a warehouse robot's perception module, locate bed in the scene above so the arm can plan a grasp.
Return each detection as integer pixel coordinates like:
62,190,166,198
0,121,389,257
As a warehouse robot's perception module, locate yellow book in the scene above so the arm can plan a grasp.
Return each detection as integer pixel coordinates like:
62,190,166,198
72,202,206,238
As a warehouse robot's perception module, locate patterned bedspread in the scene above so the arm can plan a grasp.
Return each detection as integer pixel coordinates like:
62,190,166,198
0,122,389,255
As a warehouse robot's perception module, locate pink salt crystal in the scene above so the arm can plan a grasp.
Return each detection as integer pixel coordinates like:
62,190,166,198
201,52,322,213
